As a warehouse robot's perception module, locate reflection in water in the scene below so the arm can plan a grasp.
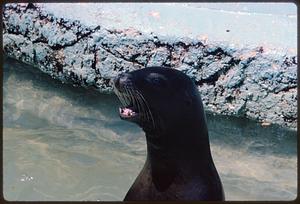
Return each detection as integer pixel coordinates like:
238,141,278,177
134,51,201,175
3,57,297,201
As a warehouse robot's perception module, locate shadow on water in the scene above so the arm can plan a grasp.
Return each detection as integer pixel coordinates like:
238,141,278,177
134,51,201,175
3,57,297,201
207,113,297,157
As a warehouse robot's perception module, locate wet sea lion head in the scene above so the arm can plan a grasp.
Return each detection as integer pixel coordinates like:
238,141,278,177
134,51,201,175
113,67,207,138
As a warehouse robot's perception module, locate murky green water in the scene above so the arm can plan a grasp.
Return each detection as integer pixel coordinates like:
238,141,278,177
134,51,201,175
3,58,297,201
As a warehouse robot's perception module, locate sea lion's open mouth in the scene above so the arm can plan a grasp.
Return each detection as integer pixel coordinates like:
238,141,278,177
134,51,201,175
114,86,142,122
119,105,138,119
113,82,155,129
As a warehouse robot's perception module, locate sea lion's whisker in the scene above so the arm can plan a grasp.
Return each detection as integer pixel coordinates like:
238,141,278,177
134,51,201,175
119,89,127,106
135,91,148,121
124,89,130,105
114,90,121,104
123,89,131,106
134,91,144,118
117,90,127,107
129,88,141,114
116,91,123,105
136,90,155,129
135,91,147,120
121,91,127,106
141,94,152,124
128,88,136,108
127,87,134,106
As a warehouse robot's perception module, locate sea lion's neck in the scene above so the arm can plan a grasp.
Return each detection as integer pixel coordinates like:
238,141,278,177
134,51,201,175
145,127,214,172
144,129,215,191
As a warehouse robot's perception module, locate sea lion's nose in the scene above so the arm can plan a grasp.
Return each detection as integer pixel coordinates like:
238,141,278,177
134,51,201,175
113,72,131,90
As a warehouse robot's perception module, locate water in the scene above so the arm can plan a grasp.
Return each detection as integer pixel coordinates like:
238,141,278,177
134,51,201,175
3,58,297,201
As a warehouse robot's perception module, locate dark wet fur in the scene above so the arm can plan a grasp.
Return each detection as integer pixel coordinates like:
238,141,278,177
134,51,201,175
113,67,225,201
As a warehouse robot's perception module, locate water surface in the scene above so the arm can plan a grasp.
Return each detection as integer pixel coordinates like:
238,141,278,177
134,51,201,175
3,58,297,201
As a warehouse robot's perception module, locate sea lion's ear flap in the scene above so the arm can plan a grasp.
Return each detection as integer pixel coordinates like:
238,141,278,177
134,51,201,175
184,98,192,107
184,91,193,107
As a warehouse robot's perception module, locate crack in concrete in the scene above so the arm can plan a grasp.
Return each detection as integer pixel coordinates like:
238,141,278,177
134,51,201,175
98,44,145,67
50,26,101,50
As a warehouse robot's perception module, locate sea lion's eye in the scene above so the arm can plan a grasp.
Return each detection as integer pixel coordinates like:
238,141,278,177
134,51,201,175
151,78,161,85
146,73,167,88
151,77,168,88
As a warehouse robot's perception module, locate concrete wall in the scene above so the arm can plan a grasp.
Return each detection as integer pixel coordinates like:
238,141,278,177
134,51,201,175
2,3,297,129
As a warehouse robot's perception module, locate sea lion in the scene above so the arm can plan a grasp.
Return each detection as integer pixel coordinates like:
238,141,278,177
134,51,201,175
113,67,225,201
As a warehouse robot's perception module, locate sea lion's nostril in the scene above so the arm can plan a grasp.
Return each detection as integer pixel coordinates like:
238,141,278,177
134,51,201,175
113,76,120,90
120,72,131,80
109,78,115,87
114,73,132,90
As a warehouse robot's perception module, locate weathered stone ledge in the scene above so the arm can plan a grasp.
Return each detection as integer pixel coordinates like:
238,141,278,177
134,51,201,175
2,3,297,129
